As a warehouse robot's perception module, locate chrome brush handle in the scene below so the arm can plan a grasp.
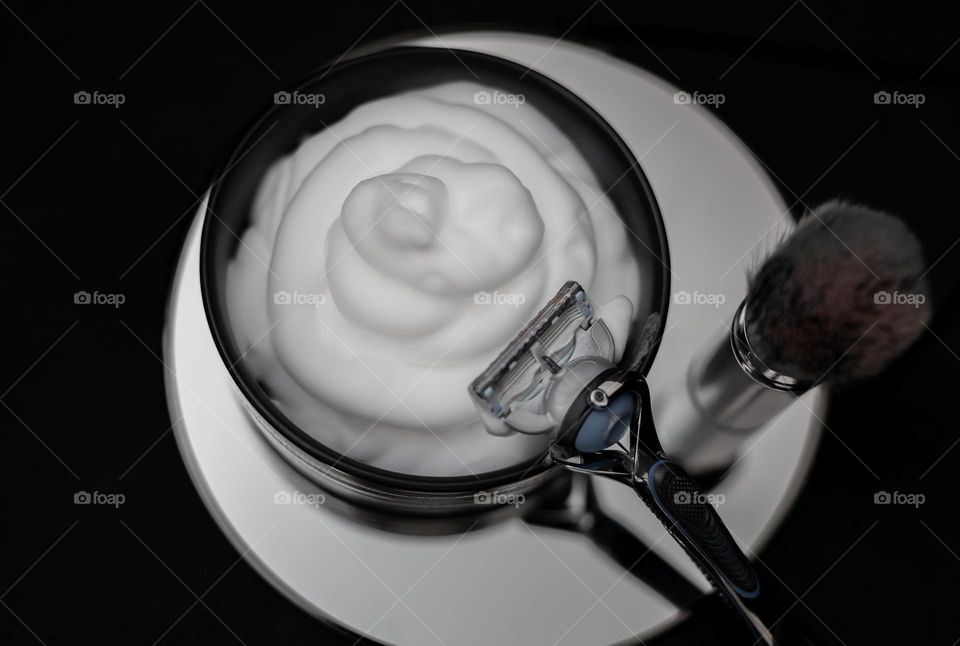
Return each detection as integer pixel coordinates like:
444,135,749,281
661,301,812,475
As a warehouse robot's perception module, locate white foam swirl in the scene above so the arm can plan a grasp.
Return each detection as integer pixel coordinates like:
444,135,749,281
226,81,641,476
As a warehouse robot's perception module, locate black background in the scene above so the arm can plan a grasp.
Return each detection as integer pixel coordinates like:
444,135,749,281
3,1,960,644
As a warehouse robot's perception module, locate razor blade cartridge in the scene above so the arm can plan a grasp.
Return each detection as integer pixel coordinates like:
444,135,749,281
469,281,617,437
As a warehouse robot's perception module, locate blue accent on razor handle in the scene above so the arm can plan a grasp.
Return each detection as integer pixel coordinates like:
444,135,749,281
574,392,632,453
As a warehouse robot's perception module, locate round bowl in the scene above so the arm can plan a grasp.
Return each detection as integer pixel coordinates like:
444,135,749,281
199,46,670,528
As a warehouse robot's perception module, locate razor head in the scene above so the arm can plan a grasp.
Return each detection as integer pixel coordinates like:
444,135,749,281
469,281,617,437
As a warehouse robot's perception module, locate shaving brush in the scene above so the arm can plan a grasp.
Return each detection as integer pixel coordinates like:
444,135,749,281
661,200,932,474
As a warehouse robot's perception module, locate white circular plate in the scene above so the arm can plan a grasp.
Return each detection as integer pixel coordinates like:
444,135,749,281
166,32,822,646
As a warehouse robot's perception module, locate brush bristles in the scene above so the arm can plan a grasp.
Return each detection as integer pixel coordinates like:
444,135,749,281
745,200,931,382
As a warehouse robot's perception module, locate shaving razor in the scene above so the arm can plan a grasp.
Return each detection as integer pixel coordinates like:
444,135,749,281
470,281,836,645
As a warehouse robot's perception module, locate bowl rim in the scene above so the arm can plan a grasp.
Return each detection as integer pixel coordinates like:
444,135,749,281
199,45,671,496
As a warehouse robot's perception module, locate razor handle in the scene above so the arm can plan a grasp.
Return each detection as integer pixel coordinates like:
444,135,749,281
634,457,804,646
638,456,840,645
643,459,760,600
622,374,838,644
